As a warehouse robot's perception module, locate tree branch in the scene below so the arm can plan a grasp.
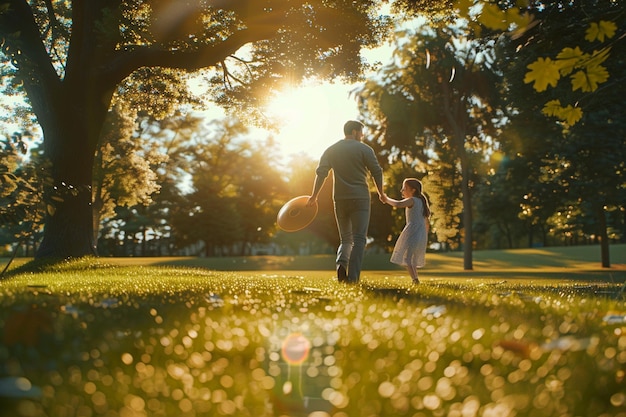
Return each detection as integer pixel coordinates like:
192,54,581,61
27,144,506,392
100,27,273,88
97,0,305,88
0,0,62,115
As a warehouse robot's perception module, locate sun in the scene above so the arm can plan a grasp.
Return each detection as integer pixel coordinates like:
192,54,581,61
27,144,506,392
264,83,360,160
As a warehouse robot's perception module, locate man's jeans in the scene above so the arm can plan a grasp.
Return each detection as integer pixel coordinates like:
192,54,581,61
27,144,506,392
334,198,371,282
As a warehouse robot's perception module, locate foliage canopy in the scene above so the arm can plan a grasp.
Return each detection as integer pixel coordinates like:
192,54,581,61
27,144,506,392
0,0,391,258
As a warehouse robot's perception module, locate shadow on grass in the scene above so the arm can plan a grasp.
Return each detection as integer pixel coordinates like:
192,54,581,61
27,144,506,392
362,274,626,303
0,256,113,280
425,269,626,282
112,244,626,272
2,244,625,282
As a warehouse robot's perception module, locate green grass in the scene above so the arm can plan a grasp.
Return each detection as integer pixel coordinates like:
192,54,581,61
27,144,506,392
0,246,625,417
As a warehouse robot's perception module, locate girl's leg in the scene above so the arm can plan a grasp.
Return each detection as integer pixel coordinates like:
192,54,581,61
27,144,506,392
407,265,419,284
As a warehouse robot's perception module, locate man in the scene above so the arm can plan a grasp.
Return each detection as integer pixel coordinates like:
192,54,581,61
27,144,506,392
307,120,385,283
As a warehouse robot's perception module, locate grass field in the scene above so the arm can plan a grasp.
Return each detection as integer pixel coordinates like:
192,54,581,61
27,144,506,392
101,243,626,281
0,245,625,417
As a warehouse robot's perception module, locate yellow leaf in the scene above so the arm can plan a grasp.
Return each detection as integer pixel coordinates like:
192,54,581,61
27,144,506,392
598,20,617,39
478,3,509,31
509,12,538,40
456,0,475,16
517,11,535,28
570,64,609,92
587,64,609,87
469,21,483,37
555,47,584,76
524,57,561,92
504,7,521,22
585,47,611,67
560,105,583,126
541,100,562,117
570,70,590,92
47,204,56,216
542,101,583,126
585,22,600,42
585,20,617,42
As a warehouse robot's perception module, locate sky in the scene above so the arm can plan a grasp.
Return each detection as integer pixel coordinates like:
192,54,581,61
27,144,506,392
262,44,395,162
188,81,364,164
191,46,394,163
261,7,398,162
263,81,363,161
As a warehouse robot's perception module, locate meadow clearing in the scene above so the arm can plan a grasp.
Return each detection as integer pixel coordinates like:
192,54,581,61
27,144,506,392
0,245,625,417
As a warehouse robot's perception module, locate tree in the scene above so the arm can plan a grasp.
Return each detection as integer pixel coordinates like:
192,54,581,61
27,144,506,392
449,0,623,126
234,146,287,255
357,24,502,269
497,0,626,266
0,132,48,257
92,102,166,245
556,108,626,266
421,151,464,251
96,110,207,256
168,117,287,256
273,154,337,255
0,0,389,259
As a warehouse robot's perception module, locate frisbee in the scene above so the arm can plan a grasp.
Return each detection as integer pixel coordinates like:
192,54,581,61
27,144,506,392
277,196,318,232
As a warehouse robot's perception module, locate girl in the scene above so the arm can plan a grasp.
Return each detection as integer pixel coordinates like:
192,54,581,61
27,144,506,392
383,178,431,284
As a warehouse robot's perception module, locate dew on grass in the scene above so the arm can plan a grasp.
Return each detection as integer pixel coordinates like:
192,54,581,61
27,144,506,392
119,352,133,365
603,313,626,324
422,305,446,317
541,335,596,352
4,266,626,416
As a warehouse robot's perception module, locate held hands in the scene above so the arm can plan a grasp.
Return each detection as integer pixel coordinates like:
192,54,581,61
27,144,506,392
306,196,317,207
380,193,399,207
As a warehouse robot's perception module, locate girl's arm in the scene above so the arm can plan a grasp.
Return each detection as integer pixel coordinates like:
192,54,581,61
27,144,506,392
383,195,414,208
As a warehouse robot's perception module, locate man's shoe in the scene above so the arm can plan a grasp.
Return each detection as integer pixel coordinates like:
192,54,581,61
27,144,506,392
337,265,347,282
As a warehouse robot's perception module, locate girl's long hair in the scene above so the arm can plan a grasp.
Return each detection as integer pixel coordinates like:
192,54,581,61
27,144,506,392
404,178,431,218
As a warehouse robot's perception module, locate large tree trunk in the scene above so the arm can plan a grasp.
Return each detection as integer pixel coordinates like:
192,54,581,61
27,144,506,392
35,119,99,258
36,187,97,258
35,86,111,258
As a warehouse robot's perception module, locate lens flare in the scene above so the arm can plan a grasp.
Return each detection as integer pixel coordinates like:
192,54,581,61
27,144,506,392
281,333,311,365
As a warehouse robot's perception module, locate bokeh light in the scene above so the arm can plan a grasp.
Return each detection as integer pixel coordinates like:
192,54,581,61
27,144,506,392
281,332,311,365
1,263,625,417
